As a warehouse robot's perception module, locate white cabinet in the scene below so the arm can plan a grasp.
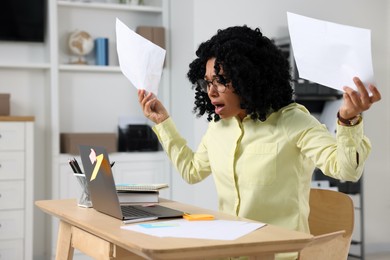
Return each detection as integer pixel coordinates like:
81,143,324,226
0,118,34,260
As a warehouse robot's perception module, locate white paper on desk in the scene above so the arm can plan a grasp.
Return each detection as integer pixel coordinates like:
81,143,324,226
121,219,265,240
287,12,375,92
116,18,166,95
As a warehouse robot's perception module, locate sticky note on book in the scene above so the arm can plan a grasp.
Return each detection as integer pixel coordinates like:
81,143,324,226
183,214,215,221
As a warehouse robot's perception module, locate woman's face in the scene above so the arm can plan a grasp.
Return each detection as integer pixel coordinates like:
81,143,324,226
205,58,247,120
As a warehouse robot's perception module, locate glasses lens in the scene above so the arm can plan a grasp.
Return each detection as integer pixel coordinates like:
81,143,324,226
214,78,227,93
216,83,227,93
197,79,208,93
197,77,229,93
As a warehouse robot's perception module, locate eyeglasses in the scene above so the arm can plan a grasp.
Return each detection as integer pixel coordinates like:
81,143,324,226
197,77,230,93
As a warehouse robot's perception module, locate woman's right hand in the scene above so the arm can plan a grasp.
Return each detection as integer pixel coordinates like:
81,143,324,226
138,89,169,124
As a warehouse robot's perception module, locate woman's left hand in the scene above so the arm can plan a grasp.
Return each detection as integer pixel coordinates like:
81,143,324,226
338,77,381,119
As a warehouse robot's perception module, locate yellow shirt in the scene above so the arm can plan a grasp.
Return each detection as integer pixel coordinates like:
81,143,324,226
153,102,371,234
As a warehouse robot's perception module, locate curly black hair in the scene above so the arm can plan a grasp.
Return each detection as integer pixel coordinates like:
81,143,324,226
187,25,293,122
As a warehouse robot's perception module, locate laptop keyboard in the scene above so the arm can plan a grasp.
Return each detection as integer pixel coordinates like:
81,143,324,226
121,205,157,218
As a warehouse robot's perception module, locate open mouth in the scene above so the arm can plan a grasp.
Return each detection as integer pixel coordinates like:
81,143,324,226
214,104,225,114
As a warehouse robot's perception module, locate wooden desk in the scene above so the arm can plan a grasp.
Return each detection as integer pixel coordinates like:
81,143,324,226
36,199,312,260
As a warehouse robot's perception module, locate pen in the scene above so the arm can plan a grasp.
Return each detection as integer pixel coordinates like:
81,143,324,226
73,157,83,173
68,159,78,173
122,217,158,224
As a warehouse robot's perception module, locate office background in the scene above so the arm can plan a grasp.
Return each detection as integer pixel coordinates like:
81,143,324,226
0,0,388,259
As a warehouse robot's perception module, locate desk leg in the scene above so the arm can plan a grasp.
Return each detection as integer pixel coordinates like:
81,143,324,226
56,221,74,260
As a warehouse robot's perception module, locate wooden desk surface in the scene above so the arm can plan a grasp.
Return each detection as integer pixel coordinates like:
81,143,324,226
36,199,313,259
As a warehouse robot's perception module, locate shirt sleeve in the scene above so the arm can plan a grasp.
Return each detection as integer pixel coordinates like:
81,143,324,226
152,117,212,184
283,106,371,182
332,122,371,180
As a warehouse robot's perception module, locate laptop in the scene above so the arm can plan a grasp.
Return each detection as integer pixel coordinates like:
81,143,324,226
79,145,184,223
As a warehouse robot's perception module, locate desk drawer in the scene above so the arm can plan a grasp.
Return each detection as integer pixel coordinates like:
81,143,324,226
0,210,24,239
0,123,25,151
0,181,24,209
0,152,24,180
0,239,23,260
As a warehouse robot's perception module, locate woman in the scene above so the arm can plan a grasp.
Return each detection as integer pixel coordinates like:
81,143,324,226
138,25,381,259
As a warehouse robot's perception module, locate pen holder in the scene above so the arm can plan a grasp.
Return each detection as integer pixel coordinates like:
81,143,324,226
74,173,93,208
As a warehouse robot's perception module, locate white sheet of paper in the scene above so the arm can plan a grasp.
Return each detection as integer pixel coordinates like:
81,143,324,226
287,12,375,92
121,219,265,240
116,18,166,95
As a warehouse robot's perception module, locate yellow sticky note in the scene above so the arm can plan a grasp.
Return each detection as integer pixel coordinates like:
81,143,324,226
183,214,215,221
90,154,103,181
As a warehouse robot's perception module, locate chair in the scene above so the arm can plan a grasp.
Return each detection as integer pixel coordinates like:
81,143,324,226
298,188,355,260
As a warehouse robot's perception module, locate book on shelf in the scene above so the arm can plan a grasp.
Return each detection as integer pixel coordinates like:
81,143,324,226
115,183,168,192
117,190,159,204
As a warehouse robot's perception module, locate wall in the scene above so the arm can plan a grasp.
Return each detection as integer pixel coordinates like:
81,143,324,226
169,0,390,254
168,0,219,210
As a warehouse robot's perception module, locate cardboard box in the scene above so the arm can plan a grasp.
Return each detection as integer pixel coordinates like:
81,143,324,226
136,26,165,49
60,133,117,155
0,93,10,116
136,26,166,68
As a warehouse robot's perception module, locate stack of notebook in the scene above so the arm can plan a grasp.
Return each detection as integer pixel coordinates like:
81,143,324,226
115,183,168,204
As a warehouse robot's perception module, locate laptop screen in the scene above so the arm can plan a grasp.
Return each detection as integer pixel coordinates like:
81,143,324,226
79,145,124,219
79,145,184,222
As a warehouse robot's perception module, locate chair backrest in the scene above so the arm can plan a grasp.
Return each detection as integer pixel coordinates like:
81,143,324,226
299,188,354,260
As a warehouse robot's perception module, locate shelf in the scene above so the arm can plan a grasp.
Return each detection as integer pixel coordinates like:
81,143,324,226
60,151,165,159
294,95,341,101
59,64,121,73
58,1,162,13
0,116,35,122
0,63,50,70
